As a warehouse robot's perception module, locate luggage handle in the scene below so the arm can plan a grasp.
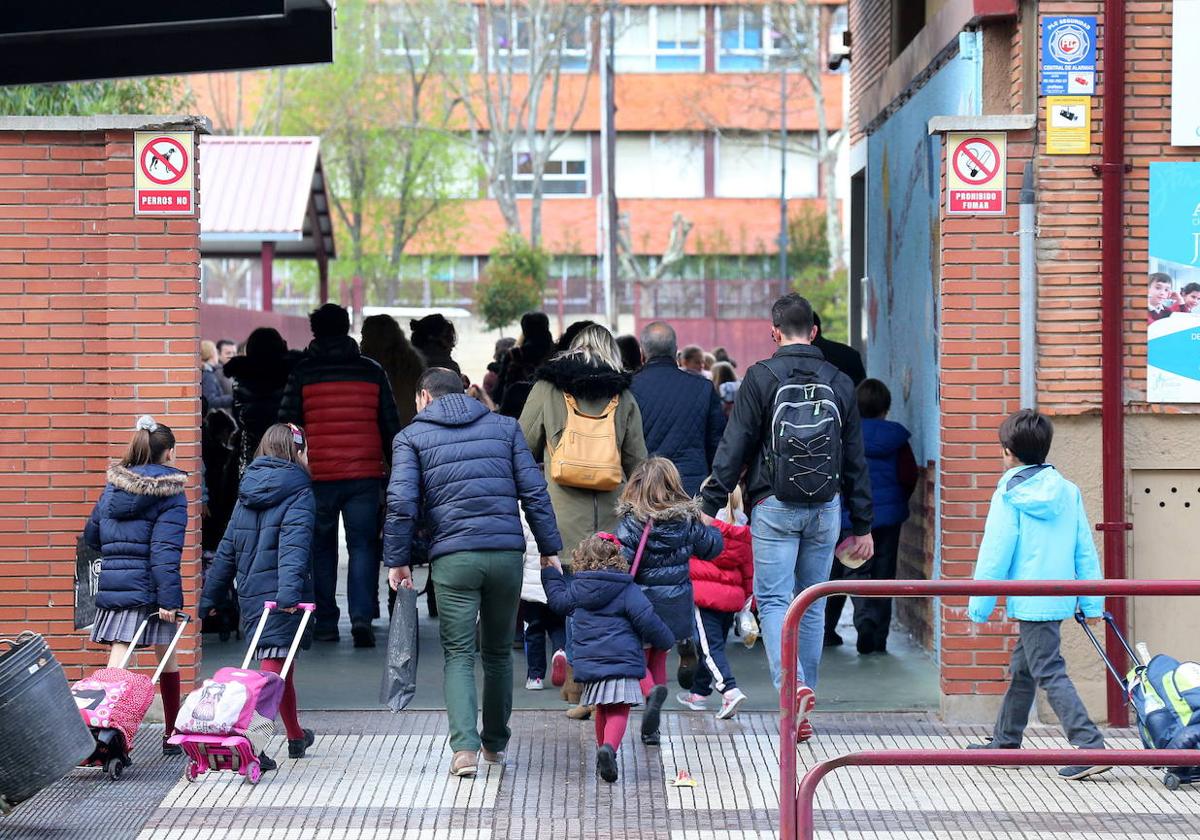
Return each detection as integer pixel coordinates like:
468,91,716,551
1073,609,1145,690
149,612,191,685
117,610,189,670
241,601,317,675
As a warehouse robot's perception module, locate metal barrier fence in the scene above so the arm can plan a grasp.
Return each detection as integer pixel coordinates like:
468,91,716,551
778,579,1200,840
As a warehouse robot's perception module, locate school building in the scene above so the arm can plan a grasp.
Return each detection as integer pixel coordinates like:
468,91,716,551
846,0,1199,723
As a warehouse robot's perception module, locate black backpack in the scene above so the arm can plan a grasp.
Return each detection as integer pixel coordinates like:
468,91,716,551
762,358,844,504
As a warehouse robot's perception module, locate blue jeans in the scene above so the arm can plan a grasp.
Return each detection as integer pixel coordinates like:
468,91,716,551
311,478,382,632
751,496,841,690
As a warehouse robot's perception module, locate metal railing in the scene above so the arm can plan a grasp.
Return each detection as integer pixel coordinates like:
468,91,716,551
778,579,1200,839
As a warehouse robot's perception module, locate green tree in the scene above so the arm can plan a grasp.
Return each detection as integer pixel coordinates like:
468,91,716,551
789,207,848,343
475,234,548,332
279,0,469,308
0,78,189,116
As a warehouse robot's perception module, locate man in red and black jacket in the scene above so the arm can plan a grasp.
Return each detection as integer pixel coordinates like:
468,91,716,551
279,304,401,647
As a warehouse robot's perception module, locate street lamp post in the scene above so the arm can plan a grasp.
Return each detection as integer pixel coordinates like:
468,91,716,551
778,34,789,293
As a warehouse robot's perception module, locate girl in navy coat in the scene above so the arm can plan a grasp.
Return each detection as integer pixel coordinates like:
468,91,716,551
542,535,674,783
202,423,317,768
615,457,722,745
83,415,188,756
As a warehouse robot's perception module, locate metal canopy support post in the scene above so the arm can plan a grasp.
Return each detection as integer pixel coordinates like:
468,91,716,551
261,240,275,312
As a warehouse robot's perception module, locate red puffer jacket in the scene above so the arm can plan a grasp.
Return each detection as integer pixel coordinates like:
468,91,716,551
689,518,753,613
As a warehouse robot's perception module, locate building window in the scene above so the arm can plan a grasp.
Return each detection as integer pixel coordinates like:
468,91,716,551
715,133,819,198
892,1,925,59
615,6,704,72
514,135,590,196
376,6,477,71
827,6,849,72
492,9,590,72
717,6,806,72
615,133,704,198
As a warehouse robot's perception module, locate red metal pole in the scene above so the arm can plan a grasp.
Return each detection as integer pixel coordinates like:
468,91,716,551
1097,0,1130,729
796,749,1199,840
777,579,1200,838
261,241,275,312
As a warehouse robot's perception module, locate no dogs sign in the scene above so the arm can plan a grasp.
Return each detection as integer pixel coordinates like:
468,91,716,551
134,131,195,216
946,132,1006,216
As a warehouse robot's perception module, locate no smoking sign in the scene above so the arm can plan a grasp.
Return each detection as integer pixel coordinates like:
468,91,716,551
134,131,195,216
946,132,1007,216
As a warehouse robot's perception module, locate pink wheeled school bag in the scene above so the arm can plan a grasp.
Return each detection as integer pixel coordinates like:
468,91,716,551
72,612,190,780
170,601,314,785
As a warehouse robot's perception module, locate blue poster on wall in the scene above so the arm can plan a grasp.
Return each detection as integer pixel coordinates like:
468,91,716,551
1041,16,1097,95
1148,162,1200,403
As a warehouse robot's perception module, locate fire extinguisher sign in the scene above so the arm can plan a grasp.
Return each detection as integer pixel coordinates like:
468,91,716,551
946,132,1007,216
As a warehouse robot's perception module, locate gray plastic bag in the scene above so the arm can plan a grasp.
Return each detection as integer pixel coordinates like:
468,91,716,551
380,586,420,711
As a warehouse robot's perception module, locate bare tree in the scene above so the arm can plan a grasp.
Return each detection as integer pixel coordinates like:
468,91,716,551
419,0,595,249
682,2,844,274
281,0,466,307
768,0,844,273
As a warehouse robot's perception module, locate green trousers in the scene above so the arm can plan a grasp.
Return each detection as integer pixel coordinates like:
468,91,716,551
431,550,523,754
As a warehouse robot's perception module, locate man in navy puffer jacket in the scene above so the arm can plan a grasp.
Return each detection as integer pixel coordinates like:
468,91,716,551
384,368,562,777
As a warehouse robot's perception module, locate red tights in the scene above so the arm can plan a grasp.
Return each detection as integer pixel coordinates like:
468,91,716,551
259,658,303,740
639,648,668,698
594,703,631,750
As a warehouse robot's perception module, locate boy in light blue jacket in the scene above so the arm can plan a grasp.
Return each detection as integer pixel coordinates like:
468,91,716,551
966,410,1109,781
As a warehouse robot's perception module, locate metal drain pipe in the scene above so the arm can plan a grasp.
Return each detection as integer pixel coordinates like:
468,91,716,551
1094,0,1131,729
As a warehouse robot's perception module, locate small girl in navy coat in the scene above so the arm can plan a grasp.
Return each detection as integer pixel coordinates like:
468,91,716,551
616,457,722,745
84,415,187,756
543,534,674,783
202,423,316,770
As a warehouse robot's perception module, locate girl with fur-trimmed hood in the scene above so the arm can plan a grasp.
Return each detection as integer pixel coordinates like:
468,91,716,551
615,457,722,745
82,415,188,755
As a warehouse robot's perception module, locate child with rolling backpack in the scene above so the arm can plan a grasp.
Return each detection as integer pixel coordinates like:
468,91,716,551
72,612,190,779
177,423,318,781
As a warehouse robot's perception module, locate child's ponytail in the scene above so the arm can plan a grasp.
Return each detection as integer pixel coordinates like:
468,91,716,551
121,415,177,467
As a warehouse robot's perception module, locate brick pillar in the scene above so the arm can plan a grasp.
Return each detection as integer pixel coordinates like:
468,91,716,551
937,128,1034,719
0,118,205,686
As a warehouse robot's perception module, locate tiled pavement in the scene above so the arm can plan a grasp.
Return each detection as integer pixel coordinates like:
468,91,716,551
5,711,1199,839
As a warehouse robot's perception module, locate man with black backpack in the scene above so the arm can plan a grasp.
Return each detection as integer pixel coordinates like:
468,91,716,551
700,294,872,737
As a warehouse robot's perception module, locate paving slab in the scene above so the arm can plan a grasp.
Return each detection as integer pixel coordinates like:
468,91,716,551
7,712,1198,840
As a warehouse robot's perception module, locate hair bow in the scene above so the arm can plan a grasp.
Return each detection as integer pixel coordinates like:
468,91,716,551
286,422,306,448
595,532,620,547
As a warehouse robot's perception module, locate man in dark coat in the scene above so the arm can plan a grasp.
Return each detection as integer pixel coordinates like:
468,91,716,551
384,368,562,777
631,322,726,497
700,295,873,727
279,303,401,647
812,312,866,385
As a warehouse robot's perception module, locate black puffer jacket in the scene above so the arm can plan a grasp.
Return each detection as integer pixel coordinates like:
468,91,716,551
384,393,562,568
224,350,300,474
616,499,723,641
201,457,315,650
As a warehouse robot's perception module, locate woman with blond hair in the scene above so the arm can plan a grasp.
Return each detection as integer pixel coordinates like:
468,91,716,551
520,323,648,715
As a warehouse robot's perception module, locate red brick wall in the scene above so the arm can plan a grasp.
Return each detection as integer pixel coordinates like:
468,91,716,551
848,0,894,145
938,128,1034,700
0,125,202,684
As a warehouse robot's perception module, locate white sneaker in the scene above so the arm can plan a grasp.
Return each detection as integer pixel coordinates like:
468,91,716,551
717,688,747,720
676,691,709,711
525,677,544,690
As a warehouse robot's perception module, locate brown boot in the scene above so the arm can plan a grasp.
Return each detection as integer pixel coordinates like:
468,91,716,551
566,704,595,721
560,663,581,703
